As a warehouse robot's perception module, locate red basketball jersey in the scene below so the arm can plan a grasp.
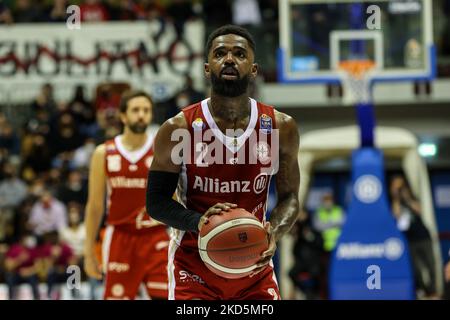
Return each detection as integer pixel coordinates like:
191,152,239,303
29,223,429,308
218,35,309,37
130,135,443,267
105,135,159,228
175,98,278,249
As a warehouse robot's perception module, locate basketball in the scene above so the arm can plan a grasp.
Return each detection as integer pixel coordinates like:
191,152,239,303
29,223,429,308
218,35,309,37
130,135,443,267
198,208,269,279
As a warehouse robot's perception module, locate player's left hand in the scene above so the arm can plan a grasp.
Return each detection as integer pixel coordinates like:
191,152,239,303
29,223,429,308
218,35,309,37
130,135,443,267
249,221,276,278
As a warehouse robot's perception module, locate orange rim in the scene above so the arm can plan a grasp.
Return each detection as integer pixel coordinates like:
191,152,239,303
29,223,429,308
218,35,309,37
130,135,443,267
338,59,375,78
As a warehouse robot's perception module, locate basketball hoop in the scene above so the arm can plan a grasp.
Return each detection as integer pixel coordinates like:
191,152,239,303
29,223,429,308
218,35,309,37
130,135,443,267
339,59,375,105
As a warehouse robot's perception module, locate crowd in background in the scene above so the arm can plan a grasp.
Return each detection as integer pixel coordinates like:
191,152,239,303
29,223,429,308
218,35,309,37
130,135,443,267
0,71,208,298
0,0,449,77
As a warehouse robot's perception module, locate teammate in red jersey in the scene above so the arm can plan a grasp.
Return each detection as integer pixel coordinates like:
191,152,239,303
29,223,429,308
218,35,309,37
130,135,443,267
146,25,300,300
84,90,170,299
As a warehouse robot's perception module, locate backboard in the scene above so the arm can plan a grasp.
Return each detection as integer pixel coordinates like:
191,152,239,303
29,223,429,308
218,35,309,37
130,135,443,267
278,0,435,87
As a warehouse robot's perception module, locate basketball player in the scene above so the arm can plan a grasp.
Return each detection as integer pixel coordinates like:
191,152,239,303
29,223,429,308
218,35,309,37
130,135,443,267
84,90,169,299
146,25,300,300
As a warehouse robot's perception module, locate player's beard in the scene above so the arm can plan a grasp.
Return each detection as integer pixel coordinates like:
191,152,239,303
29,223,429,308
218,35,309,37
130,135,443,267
210,72,250,97
128,121,148,134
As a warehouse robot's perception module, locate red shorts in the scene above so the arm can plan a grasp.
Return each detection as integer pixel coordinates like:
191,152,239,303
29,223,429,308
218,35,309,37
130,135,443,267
102,224,170,299
168,242,280,300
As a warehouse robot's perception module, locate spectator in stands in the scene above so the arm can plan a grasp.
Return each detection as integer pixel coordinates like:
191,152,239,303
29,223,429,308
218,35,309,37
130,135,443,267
44,167,64,197
441,0,450,57
166,0,196,38
72,138,96,170
95,85,122,113
445,258,450,299
49,112,85,155
0,0,13,24
80,0,109,22
11,197,36,244
68,85,97,138
57,169,87,207
28,178,46,199
0,118,20,156
4,233,40,300
50,152,75,187
39,231,76,299
202,0,232,30
173,75,205,111
289,211,323,300
0,162,28,242
28,190,68,238
140,0,166,21
21,133,53,182
312,192,345,299
390,175,439,299
45,0,68,23
444,256,450,300
260,0,278,22
313,192,345,252
0,112,6,129
11,0,44,23
95,109,122,143
59,204,85,266
31,83,56,114
24,109,51,138
106,0,139,21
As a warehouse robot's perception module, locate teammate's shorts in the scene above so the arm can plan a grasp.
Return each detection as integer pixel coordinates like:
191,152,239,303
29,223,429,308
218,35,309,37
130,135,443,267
168,243,280,300
102,224,170,299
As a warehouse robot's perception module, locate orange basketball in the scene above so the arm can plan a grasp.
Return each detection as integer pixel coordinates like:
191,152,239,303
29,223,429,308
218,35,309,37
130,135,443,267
198,208,269,279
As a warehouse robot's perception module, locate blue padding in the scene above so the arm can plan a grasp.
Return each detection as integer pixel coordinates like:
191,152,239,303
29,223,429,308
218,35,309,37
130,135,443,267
356,103,375,147
329,148,415,300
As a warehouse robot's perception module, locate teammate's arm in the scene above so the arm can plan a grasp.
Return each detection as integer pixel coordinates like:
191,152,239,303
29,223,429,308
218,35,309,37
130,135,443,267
84,144,106,280
251,111,300,276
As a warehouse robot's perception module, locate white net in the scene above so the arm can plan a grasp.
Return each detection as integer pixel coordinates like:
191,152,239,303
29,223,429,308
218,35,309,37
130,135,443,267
339,60,375,105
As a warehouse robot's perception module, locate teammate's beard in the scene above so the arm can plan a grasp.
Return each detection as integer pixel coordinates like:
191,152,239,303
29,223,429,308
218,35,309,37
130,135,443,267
128,122,148,134
210,72,250,97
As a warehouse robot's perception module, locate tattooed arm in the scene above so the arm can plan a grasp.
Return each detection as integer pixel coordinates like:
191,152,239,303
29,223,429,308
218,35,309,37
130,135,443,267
251,110,300,276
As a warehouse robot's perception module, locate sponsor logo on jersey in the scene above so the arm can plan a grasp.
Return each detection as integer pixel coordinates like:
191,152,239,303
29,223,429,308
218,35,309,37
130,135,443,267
107,155,122,172
109,176,146,188
192,174,269,194
253,141,270,163
111,283,125,297
179,270,205,285
108,262,130,273
193,175,251,193
251,201,264,215
260,114,272,134
253,173,269,194
192,117,205,131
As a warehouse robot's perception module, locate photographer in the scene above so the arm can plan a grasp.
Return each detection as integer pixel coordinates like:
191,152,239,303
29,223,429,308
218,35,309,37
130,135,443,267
390,175,439,299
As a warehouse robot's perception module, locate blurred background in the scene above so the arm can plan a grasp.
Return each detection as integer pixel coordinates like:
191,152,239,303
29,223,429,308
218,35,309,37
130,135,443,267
0,0,449,300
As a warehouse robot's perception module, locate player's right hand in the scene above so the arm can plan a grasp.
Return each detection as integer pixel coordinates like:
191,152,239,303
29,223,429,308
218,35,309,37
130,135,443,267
84,252,103,280
198,202,237,232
